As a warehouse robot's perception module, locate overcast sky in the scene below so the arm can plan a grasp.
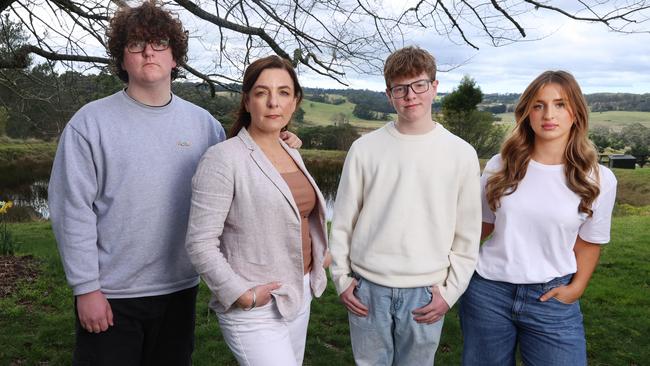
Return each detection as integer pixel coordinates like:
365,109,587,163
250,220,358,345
298,11,650,95
23,1,650,95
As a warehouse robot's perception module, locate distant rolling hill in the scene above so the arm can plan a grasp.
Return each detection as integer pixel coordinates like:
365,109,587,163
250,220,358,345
496,111,650,130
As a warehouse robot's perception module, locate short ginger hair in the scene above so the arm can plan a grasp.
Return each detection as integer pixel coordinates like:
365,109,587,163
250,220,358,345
383,46,437,87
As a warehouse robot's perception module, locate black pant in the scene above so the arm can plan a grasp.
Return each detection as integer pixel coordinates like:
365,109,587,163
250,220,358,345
72,285,198,366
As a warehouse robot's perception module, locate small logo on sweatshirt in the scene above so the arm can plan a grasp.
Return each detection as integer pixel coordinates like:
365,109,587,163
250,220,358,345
177,141,191,147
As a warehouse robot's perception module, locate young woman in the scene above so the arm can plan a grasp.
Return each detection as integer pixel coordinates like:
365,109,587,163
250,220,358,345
185,56,329,366
459,70,617,366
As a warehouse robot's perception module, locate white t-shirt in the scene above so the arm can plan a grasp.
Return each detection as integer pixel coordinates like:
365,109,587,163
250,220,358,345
476,154,617,284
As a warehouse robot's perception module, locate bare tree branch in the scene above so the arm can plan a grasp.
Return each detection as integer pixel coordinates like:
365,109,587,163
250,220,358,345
0,0,648,86
0,43,108,68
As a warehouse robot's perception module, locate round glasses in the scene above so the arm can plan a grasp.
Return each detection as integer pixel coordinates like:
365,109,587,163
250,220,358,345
388,79,433,99
126,39,170,53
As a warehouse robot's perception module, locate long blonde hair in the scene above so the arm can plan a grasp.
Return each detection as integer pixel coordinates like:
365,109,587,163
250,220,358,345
485,70,600,216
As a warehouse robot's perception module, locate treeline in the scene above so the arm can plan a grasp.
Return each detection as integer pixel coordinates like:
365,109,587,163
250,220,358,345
0,66,356,151
296,124,360,151
586,93,650,112
2,63,648,161
479,92,650,114
0,66,240,140
305,92,345,105
305,87,402,114
589,123,650,167
305,89,650,115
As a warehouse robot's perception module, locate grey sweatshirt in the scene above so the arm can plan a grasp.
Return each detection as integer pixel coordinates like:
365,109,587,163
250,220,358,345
49,90,225,298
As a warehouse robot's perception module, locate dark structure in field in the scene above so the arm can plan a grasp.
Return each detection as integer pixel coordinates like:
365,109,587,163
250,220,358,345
608,154,637,169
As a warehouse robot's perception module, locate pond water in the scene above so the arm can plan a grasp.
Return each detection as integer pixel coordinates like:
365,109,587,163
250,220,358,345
0,162,52,221
0,158,343,221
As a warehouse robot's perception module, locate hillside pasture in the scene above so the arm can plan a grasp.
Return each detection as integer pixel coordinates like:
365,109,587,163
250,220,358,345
301,99,393,130
496,111,650,130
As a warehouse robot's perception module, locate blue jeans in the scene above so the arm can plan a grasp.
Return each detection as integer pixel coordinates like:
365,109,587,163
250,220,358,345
459,272,586,366
348,274,444,366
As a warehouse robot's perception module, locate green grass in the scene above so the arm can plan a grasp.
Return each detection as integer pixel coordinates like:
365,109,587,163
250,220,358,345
302,99,393,130
1,216,649,365
301,149,348,162
496,110,650,131
474,163,650,208
582,215,650,365
0,140,57,167
612,167,650,206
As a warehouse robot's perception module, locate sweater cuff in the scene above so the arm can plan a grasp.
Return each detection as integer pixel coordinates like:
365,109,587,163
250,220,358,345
437,285,459,308
333,273,355,296
73,280,101,296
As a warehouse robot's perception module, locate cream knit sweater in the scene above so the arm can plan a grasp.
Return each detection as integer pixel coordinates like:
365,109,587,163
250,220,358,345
329,122,481,307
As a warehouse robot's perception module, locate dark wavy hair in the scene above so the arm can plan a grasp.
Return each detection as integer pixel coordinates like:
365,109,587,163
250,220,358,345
106,0,188,83
229,56,304,138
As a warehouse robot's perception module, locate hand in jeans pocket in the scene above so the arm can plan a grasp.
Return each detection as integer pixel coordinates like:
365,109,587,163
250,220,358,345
540,284,581,304
412,286,450,324
340,278,369,317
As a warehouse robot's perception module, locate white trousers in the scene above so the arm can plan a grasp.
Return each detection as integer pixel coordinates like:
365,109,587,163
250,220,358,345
217,275,312,366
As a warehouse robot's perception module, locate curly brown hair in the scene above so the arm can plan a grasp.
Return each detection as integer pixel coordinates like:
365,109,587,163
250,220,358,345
485,70,600,217
106,0,188,83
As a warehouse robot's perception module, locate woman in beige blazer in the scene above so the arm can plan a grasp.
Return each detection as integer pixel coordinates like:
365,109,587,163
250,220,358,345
185,56,329,366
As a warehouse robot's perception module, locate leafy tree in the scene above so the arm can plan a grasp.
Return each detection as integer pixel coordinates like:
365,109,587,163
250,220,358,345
442,76,483,113
308,93,329,104
330,112,349,126
0,106,7,135
620,123,650,167
293,107,305,125
331,98,346,105
589,127,615,153
352,103,375,120
346,90,393,114
297,123,359,151
441,75,506,158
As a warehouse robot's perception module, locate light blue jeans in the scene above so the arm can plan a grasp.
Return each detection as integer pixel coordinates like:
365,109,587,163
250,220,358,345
459,272,586,366
348,274,444,366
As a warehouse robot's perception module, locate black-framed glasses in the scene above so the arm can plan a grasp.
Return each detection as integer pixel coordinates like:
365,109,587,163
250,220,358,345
388,79,433,99
126,39,170,53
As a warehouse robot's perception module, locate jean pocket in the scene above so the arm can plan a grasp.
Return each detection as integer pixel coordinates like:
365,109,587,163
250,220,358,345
424,285,433,301
541,274,573,293
551,296,578,305
353,275,364,292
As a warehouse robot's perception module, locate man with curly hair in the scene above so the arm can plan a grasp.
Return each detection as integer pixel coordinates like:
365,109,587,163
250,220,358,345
49,1,219,364
49,1,299,364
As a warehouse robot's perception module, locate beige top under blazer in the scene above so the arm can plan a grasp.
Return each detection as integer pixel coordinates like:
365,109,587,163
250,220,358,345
185,128,328,318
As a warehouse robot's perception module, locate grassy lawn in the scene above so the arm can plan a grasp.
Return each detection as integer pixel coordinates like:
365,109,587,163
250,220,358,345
1,215,649,365
302,99,392,129
0,140,57,167
300,149,348,162
613,167,650,206
496,110,650,130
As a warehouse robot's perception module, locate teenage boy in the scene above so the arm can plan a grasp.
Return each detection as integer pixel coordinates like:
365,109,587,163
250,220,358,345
48,2,299,364
329,46,481,365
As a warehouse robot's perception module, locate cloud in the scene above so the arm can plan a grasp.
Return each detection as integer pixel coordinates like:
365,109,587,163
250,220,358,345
300,10,650,94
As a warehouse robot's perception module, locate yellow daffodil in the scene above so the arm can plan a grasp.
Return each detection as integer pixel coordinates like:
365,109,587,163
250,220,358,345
0,200,12,214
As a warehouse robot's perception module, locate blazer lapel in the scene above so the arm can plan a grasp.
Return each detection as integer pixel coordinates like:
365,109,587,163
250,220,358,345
238,129,301,221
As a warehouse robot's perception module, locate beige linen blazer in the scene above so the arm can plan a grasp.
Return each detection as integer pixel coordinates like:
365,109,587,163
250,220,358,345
185,128,328,318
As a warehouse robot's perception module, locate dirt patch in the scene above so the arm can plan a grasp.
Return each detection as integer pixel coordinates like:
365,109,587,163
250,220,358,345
0,255,40,298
